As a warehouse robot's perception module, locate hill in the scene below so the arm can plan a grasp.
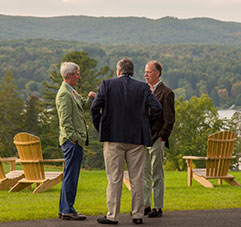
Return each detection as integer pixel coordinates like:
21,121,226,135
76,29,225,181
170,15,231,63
0,15,241,44
0,39,241,108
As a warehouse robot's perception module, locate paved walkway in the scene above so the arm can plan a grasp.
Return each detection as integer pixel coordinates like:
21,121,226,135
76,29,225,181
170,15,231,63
1,208,240,227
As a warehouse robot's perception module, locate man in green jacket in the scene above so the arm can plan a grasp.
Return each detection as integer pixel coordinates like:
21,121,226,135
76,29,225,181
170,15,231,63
56,62,96,221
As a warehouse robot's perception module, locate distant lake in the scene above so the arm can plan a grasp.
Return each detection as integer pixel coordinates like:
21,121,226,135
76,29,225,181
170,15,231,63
218,109,240,119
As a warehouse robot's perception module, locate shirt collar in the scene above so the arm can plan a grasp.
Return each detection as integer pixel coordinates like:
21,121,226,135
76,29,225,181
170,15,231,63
119,74,133,78
64,81,74,91
152,80,162,92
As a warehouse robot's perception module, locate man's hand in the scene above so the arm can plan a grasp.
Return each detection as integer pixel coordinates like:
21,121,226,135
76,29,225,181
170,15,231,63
88,91,96,100
160,137,163,142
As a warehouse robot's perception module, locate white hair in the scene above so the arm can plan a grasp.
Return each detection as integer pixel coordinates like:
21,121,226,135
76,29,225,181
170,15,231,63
60,62,80,79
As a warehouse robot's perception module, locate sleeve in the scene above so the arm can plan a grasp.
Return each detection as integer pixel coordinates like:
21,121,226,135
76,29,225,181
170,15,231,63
158,91,175,141
90,81,106,132
77,94,92,110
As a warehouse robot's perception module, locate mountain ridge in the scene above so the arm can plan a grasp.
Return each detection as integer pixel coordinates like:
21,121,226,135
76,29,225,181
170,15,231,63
0,14,241,44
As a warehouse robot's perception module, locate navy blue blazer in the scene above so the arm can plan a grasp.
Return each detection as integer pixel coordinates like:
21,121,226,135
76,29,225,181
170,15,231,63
91,75,162,147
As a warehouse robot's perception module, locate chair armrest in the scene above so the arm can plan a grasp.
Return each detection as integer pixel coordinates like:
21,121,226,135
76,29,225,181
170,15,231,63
0,157,18,162
207,156,236,160
183,156,207,160
0,157,18,171
183,156,236,160
43,159,65,163
16,159,64,163
43,159,65,171
16,158,65,171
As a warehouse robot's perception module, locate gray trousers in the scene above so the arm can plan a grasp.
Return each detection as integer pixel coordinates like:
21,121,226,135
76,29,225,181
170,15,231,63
144,139,165,209
103,142,146,221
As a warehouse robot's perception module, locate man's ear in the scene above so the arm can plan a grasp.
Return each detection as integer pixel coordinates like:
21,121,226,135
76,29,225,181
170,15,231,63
116,69,121,77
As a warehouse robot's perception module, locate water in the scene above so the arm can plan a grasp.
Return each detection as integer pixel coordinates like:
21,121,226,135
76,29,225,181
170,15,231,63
218,109,240,119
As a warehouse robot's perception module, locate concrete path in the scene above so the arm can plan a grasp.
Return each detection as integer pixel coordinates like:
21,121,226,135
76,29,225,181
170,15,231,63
0,208,240,227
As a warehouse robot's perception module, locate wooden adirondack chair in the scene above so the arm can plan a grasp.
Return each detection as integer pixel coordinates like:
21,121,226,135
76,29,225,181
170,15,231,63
10,132,64,193
183,131,241,188
0,157,24,190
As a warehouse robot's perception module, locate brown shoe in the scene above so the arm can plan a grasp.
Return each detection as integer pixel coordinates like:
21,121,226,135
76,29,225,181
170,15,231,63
62,213,87,220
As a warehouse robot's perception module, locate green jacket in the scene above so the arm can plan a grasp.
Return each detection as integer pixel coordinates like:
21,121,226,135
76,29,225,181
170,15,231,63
56,81,92,146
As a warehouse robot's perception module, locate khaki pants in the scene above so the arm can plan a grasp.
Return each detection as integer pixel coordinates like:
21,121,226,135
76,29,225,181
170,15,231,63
144,139,165,209
104,142,146,221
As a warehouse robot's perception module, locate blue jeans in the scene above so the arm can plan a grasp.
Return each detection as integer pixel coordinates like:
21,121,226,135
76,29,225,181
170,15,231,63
59,140,83,214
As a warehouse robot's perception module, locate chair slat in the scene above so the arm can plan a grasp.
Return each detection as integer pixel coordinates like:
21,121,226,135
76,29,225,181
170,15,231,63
0,161,6,179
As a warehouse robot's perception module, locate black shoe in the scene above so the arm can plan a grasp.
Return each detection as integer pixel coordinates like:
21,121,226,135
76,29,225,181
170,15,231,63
61,213,87,220
148,208,162,218
58,212,62,219
144,207,151,216
97,216,118,225
133,218,143,224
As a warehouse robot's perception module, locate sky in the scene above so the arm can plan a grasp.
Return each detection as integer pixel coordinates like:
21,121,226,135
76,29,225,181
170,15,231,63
0,0,241,23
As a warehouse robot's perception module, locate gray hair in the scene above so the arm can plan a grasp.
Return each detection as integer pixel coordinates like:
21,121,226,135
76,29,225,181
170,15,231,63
147,61,163,77
116,58,134,76
60,62,80,79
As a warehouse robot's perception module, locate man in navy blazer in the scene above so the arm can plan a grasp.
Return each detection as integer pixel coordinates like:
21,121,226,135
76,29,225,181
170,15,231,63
91,58,162,225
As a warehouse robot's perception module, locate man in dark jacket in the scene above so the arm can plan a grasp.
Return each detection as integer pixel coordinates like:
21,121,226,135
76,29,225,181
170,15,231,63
144,61,175,218
91,58,162,225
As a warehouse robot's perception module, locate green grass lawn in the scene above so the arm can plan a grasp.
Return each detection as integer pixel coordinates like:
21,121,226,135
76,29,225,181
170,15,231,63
0,166,241,222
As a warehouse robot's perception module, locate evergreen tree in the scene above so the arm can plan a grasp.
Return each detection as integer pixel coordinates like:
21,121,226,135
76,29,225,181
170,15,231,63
0,70,24,157
23,95,40,136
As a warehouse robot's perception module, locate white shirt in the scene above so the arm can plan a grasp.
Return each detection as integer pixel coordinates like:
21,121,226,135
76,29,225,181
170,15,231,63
152,80,162,93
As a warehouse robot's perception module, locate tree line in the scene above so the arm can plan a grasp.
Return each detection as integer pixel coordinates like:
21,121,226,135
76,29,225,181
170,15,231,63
0,39,241,109
0,51,240,170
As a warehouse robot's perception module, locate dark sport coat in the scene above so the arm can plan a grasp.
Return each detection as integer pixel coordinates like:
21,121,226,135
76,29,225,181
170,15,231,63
151,82,175,148
91,75,162,147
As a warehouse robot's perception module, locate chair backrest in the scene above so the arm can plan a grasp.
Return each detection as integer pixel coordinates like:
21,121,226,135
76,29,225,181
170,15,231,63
14,132,45,180
0,160,6,179
206,131,237,177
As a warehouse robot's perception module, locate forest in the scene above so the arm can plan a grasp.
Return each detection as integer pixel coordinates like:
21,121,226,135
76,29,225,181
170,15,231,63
0,39,241,109
0,48,240,171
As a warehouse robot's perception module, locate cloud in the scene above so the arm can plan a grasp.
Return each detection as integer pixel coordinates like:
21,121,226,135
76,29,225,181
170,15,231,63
210,0,241,4
0,0,240,22
62,0,75,3
61,0,89,3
